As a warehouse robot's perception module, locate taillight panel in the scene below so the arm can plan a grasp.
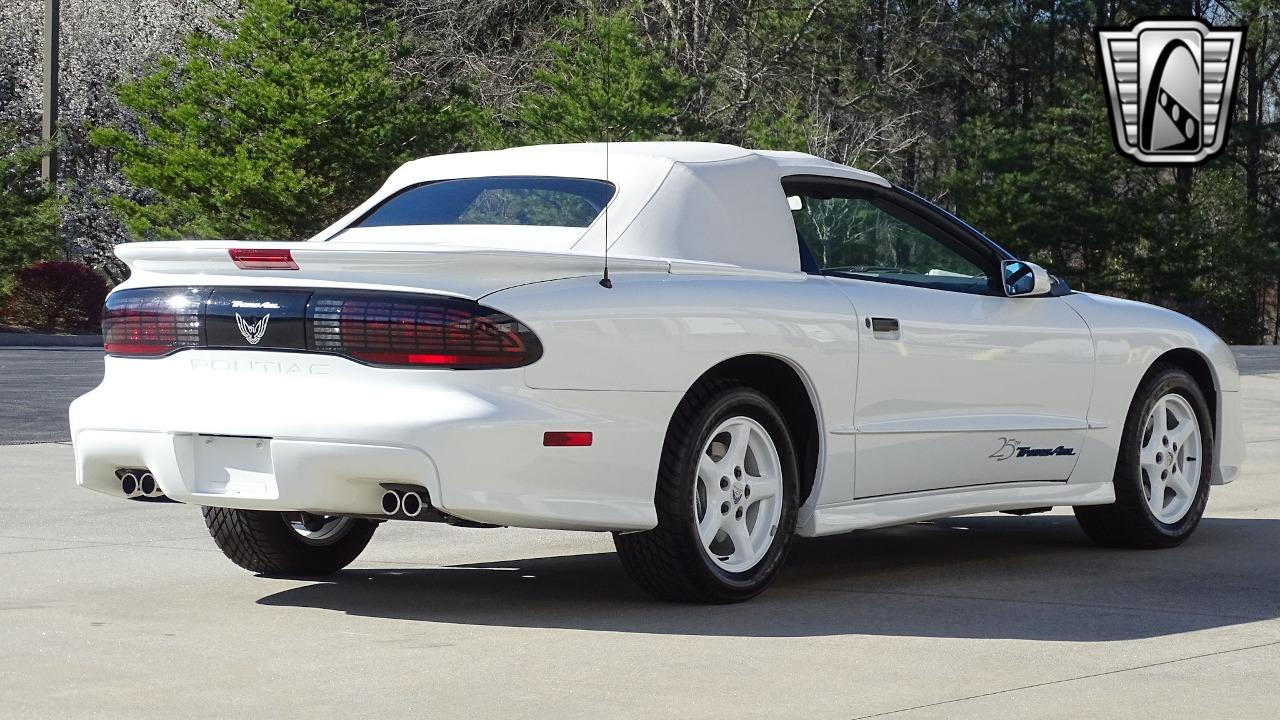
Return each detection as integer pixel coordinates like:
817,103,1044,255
102,288,205,356
102,287,542,369
309,292,541,369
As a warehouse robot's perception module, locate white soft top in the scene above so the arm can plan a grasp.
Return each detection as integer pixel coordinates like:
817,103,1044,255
311,142,891,273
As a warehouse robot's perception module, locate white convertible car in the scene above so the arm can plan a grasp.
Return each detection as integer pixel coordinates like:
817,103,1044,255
71,142,1245,602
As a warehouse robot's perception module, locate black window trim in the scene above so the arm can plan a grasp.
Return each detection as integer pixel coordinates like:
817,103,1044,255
344,175,619,232
782,174,1014,296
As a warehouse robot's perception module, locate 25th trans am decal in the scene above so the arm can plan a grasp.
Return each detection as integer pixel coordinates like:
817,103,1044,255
989,437,1077,462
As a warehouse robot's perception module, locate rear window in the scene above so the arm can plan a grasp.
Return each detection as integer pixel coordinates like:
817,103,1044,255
354,176,615,229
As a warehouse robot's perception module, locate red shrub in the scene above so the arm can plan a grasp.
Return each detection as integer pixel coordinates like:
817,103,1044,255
2,261,110,332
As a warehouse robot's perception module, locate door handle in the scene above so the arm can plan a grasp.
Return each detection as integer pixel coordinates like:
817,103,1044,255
868,317,900,333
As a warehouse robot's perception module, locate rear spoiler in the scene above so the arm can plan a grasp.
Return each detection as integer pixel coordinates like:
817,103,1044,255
114,241,674,300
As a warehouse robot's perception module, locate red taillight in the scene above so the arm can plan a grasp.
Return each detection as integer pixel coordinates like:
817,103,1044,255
102,290,203,356
229,248,298,270
309,294,542,369
100,287,542,369
348,352,510,367
543,431,593,447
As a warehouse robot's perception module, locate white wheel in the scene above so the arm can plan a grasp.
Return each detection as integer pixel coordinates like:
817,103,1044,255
613,382,799,603
1074,364,1212,548
694,416,785,573
1140,393,1202,524
285,514,357,545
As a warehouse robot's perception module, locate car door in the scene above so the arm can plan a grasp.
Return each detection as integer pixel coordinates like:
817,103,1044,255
784,177,1095,500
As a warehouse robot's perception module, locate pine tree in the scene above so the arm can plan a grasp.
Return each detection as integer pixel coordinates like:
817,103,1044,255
0,126,60,289
516,4,692,144
92,0,497,242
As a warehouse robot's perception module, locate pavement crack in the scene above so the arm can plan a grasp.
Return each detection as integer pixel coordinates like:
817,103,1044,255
777,583,1270,624
0,545,111,556
0,534,218,555
849,639,1280,719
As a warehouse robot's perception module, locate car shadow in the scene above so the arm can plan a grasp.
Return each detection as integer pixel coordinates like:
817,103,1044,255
256,515,1280,641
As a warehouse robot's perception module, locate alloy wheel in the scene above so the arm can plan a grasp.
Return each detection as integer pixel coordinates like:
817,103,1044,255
284,514,355,546
693,416,785,573
1140,393,1202,524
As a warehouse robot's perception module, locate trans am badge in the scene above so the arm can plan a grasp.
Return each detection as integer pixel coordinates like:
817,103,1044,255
235,313,270,345
990,438,1077,462
1096,18,1244,165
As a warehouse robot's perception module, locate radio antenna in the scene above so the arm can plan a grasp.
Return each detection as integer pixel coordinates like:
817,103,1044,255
598,5,613,289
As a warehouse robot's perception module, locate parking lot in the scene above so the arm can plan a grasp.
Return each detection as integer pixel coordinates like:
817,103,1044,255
2,349,1279,718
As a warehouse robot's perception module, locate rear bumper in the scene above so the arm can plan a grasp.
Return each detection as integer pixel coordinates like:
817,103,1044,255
74,430,439,514
70,351,680,531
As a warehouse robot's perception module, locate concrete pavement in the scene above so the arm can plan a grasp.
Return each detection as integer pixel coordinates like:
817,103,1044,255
1,375,1278,718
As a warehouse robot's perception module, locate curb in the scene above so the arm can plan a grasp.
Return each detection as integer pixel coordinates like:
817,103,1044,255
0,332,102,348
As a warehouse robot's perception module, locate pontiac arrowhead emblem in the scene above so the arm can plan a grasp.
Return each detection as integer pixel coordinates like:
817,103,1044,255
1096,18,1245,165
235,312,270,345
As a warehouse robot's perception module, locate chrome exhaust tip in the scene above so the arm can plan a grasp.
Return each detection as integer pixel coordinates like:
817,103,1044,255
380,490,401,516
120,472,139,498
139,472,159,497
401,491,423,518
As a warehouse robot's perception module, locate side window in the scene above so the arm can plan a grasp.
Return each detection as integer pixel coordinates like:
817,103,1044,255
789,192,992,294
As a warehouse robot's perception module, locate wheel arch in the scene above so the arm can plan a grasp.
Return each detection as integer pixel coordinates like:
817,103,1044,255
677,354,824,509
1145,348,1219,440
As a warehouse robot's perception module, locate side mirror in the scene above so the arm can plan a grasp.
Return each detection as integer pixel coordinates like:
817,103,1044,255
1002,260,1052,297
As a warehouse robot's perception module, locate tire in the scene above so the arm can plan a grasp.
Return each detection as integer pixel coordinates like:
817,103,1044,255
1074,364,1214,548
202,507,377,576
614,381,800,603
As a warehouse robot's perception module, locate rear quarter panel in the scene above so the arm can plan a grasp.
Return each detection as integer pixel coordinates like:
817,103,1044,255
482,272,863,506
